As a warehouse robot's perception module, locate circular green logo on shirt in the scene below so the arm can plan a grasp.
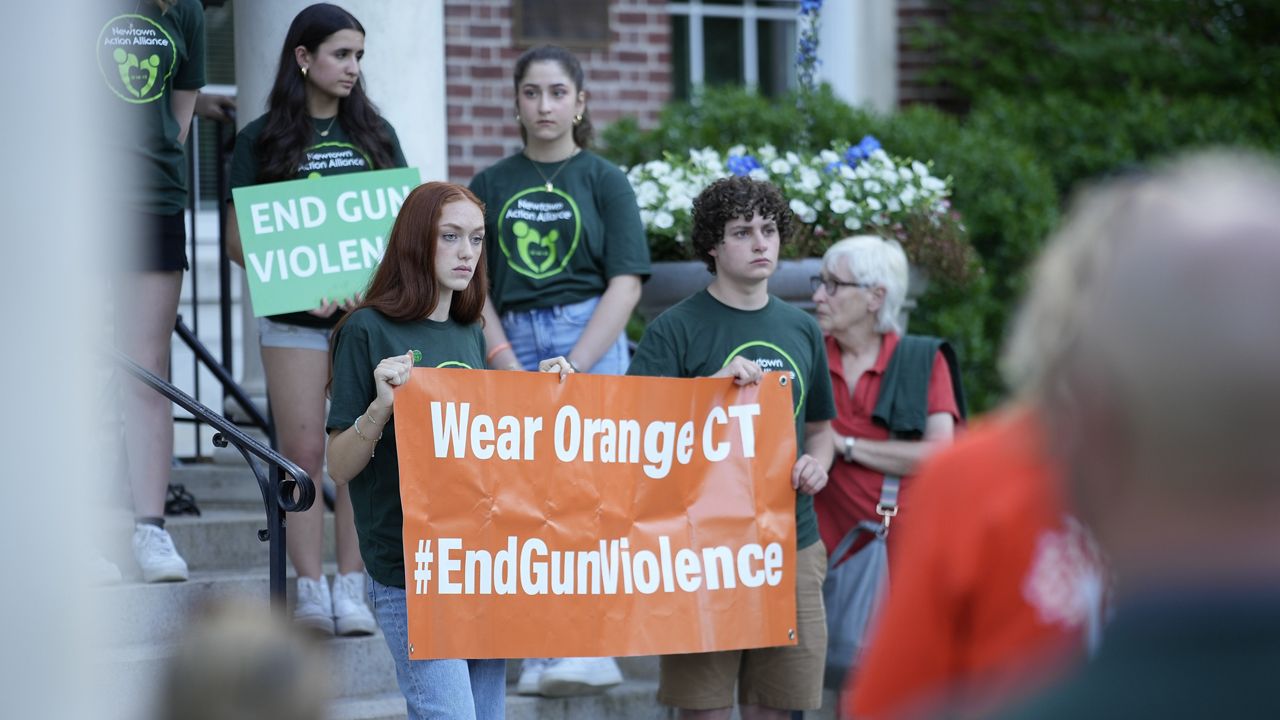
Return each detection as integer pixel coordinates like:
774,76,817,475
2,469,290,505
497,187,582,280
98,14,177,104
722,341,806,418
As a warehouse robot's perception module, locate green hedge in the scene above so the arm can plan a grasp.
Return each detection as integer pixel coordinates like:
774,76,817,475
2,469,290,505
601,87,1059,412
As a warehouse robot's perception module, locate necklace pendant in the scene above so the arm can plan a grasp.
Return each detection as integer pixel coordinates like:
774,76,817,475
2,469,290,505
544,182,553,192
319,130,330,137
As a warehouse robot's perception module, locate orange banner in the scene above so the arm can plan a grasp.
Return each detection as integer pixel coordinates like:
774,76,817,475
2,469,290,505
394,368,799,659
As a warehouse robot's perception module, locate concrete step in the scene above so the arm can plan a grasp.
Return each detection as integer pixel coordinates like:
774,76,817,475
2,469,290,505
329,692,406,720
171,460,269,510
101,509,339,576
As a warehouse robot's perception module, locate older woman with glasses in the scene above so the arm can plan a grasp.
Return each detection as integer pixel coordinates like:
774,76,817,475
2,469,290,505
809,235,964,564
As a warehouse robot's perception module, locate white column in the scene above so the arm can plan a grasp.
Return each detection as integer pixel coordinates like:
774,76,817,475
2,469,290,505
231,0,446,418
818,0,898,113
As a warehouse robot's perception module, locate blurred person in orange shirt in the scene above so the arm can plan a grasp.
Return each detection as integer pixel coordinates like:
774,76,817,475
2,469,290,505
997,151,1280,719
843,159,1135,718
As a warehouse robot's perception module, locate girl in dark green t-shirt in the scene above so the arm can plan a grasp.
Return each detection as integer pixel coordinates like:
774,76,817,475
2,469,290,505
325,181,570,719
104,0,205,584
224,3,406,638
469,43,641,697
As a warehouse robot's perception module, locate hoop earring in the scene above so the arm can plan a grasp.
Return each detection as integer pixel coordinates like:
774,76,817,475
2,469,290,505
573,114,583,125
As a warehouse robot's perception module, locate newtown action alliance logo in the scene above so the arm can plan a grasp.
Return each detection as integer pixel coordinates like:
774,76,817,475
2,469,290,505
98,14,176,104
497,188,582,280
724,341,806,418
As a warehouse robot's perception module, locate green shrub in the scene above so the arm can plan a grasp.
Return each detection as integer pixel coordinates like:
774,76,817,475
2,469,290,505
968,89,1280,198
602,87,1059,412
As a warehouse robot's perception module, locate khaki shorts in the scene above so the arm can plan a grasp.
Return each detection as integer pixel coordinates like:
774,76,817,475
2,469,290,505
658,540,828,711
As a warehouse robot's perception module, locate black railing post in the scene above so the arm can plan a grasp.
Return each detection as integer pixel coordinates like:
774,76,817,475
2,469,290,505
114,349,312,611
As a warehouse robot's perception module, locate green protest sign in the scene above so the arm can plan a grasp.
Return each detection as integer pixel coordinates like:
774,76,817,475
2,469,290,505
232,167,421,317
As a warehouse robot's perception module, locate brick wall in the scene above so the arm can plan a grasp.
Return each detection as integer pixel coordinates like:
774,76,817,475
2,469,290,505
444,0,671,183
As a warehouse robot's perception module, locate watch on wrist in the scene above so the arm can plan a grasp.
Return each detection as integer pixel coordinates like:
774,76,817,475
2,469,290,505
842,435,856,463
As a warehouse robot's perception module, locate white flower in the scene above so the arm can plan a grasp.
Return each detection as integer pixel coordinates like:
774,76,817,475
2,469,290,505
820,149,840,164
922,176,946,192
841,165,857,180
728,144,747,156
830,198,853,214
866,197,883,211
844,216,862,230
826,183,847,202
757,144,779,162
911,160,929,177
789,198,817,223
640,209,654,225
748,168,770,181
798,167,821,192
785,151,801,166
864,180,883,194
770,158,792,175
887,198,902,212
899,186,918,206
654,211,675,229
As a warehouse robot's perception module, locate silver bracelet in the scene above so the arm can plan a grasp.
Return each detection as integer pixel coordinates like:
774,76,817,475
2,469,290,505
354,414,384,443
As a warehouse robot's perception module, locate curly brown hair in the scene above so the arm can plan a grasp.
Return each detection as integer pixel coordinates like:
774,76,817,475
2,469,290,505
691,176,793,274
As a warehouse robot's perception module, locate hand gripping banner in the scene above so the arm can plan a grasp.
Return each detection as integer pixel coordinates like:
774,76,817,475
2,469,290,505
394,368,799,659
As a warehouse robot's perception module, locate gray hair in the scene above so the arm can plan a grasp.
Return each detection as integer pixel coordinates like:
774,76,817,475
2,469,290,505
821,235,909,334
1060,150,1280,498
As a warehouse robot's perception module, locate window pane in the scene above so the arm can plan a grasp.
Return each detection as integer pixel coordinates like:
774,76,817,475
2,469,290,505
704,16,743,88
757,18,796,98
672,14,691,100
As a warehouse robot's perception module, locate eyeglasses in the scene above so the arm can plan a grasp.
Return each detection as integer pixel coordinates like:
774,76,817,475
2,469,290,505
811,275,872,295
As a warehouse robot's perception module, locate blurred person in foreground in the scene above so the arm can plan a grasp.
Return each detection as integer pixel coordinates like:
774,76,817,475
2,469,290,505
157,599,329,720
998,152,1280,718
845,154,1140,717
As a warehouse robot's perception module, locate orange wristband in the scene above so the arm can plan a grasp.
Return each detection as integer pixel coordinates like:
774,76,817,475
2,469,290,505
486,342,512,365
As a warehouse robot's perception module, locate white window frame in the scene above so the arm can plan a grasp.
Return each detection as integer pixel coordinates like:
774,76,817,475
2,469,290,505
668,1,799,91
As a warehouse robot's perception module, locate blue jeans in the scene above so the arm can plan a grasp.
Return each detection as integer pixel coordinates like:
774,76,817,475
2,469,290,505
501,295,630,374
368,575,506,719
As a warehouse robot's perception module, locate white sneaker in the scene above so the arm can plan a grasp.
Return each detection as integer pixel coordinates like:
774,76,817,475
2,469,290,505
132,524,189,583
294,576,334,636
517,658,550,695
332,572,377,636
538,657,623,697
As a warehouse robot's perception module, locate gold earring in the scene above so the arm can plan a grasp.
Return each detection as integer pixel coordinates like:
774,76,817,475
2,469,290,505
573,114,583,125
301,66,308,78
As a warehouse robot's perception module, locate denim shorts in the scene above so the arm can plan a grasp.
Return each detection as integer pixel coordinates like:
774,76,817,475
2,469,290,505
368,575,506,719
257,317,331,352
500,295,630,374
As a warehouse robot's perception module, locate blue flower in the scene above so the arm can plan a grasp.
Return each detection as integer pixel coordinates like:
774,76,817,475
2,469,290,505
844,145,865,166
800,0,822,15
824,160,843,174
857,135,881,155
727,154,762,177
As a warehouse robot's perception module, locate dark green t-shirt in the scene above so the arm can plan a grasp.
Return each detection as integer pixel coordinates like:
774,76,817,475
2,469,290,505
469,150,651,314
627,290,837,549
230,113,408,328
99,0,206,214
326,308,486,589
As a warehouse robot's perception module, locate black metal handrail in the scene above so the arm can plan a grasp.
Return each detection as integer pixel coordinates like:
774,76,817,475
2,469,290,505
113,348,315,609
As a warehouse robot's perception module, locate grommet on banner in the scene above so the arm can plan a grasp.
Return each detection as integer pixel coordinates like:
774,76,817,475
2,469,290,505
788,628,796,640
408,643,415,656
779,374,789,387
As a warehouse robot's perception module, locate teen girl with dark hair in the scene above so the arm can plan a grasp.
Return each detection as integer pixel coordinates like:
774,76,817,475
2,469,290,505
469,43,651,697
226,2,406,636
326,181,572,718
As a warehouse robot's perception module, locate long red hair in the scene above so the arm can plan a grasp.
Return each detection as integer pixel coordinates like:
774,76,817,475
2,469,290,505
328,182,488,389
